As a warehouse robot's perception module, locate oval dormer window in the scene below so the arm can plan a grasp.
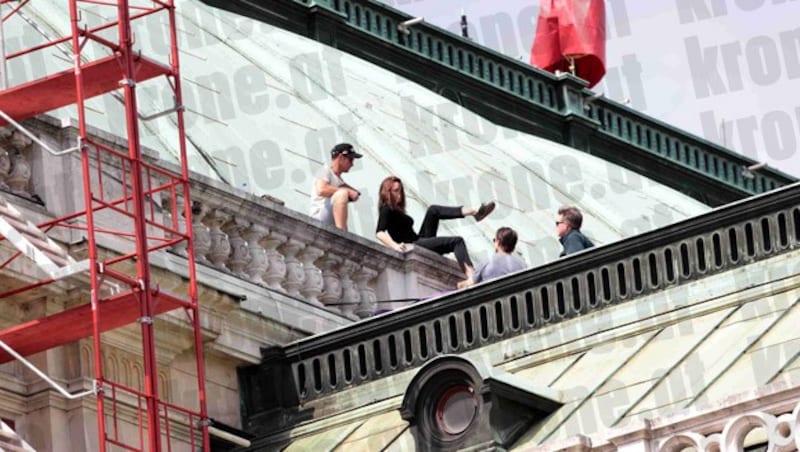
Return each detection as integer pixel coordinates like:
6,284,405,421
435,384,478,436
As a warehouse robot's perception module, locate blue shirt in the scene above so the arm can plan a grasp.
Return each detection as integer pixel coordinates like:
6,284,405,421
473,253,526,284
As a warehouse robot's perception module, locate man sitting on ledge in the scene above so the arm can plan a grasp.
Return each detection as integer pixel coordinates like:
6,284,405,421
458,227,526,289
309,143,362,231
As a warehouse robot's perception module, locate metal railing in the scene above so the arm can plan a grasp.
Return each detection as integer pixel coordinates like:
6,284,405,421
0,339,96,400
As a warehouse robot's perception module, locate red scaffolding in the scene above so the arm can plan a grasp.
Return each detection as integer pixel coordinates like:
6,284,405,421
0,1,209,450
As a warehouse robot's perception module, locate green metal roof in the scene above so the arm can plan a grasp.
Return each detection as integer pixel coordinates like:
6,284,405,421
4,0,709,267
200,0,797,206
253,247,800,450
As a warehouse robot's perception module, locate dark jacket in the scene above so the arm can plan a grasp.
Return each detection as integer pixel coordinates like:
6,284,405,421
559,229,594,257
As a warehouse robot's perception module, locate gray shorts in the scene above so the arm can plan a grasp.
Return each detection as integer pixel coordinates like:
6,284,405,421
314,198,335,225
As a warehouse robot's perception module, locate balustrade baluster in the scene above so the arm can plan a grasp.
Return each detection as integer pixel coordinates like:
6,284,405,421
299,246,325,307
338,260,360,320
318,254,343,307
354,266,378,319
280,239,306,298
191,202,211,263
223,217,250,277
243,223,269,285
262,232,288,291
204,209,231,269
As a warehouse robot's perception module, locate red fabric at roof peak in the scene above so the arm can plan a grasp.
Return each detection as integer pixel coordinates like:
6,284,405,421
531,0,606,88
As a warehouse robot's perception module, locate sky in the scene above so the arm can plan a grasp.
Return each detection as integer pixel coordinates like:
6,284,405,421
387,0,800,178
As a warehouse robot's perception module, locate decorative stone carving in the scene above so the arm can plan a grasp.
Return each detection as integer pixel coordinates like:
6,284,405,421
191,202,211,262
7,132,32,195
659,432,720,452
262,231,287,291
166,192,188,256
299,246,325,307
0,148,10,190
337,260,360,320
243,223,269,285
280,239,305,297
318,254,343,307
204,209,231,269
353,266,378,319
658,405,800,452
223,217,250,277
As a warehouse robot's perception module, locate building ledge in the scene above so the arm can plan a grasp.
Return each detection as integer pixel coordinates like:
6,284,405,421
238,180,800,434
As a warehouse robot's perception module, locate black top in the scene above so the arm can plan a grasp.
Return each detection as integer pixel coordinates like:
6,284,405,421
559,229,594,257
376,206,418,243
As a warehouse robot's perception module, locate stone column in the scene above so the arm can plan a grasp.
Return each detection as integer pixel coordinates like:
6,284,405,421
169,192,188,257
7,133,32,196
280,239,305,298
318,254,343,307
354,267,378,319
242,223,269,285
223,217,250,278
191,201,211,263
204,209,231,270
299,245,325,307
337,260,360,321
0,147,10,190
262,231,287,291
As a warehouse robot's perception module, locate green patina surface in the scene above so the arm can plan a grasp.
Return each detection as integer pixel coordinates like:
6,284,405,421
203,0,796,205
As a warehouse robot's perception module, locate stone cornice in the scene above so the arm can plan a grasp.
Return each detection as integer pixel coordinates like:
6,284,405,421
281,181,800,357
238,181,800,432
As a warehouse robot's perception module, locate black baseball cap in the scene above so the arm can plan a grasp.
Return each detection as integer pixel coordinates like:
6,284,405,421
331,143,363,159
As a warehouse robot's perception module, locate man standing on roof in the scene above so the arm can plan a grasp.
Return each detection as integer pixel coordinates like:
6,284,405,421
457,227,526,289
309,143,362,231
557,206,594,257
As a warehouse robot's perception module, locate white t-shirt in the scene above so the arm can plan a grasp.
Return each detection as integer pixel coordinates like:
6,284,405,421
309,166,345,223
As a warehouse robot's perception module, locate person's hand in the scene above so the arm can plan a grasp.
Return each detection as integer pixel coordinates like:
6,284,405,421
348,189,360,202
457,278,473,289
395,243,411,252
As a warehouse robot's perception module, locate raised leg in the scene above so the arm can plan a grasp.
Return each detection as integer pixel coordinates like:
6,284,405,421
418,205,463,238
331,188,351,230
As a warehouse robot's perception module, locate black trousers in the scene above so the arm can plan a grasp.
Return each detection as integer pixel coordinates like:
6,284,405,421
414,205,473,269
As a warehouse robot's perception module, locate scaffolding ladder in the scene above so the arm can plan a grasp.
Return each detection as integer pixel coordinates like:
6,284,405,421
0,1,210,450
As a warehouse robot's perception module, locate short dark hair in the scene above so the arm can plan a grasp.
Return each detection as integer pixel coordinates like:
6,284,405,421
558,206,583,229
495,227,518,253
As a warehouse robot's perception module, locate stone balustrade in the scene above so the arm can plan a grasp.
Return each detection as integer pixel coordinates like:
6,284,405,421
177,170,465,319
531,377,800,451
14,115,465,321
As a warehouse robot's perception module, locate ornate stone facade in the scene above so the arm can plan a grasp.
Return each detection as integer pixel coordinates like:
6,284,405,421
0,117,466,451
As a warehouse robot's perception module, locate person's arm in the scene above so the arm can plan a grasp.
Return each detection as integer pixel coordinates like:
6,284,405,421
314,178,360,201
376,230,408,252
376,207,408,252
457,277,475,289
458,261,488,289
